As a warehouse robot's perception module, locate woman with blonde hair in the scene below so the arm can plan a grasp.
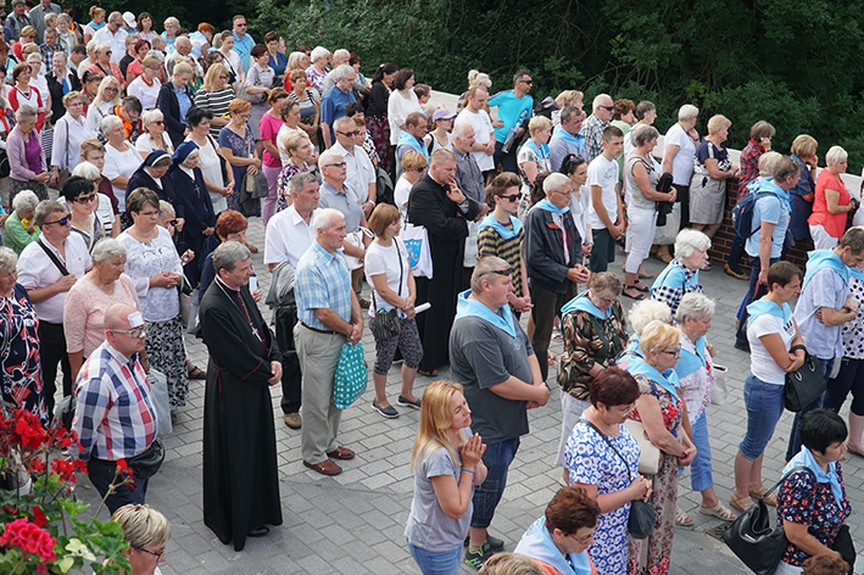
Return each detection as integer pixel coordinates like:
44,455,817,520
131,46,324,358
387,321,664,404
689,114,738,240
406,380,488,574
111,503,172,575
393,149,427,220
517,115,553,201
193,62,234,137
85,75,121,133
274,130,317,213
218,98,261,216
552,90,584,126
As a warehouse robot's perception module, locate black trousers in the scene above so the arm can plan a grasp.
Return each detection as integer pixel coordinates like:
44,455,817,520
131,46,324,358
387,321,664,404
39,321,72,417
275,306,302,414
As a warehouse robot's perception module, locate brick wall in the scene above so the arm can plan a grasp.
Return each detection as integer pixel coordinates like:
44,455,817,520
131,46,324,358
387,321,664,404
706,177,813,271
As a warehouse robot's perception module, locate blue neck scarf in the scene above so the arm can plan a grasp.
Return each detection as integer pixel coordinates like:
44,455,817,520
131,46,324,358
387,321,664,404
746,298,791,329
674,335,707,379
783,446,845,507
625,356,681,399
551,125,585,150
522,138,549,160
561,290,610,320
513,517,592,575
532,198,570,216
849,266,864,282
748,176,791,211
398,130,430,160
479,213,522,240
802,249,850,290
454,289,516,339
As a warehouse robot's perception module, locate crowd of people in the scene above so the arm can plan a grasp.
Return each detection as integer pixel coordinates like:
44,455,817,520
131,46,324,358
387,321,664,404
0,3,859,575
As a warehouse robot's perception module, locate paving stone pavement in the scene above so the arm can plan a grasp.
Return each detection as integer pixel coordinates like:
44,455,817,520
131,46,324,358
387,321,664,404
70,221,864,574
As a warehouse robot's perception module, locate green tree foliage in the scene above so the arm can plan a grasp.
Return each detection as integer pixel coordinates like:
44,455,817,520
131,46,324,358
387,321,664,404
255,0,864,166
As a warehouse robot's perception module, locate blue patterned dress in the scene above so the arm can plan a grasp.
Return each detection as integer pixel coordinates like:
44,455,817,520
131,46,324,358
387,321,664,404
0,284,47,426
564,418,640,575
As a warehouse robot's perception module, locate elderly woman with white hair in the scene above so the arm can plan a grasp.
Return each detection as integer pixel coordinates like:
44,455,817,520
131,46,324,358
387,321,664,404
658,104,700,253
8,105,50,202
135,109,174,161
85,75,121,133
689,114,739,240
305,45,331,94
619,299,674,366
63,237,139,380
112,503,173,575
624,124,674,300
673,293,736,526
0,245,47,425
808,145,856,250
649,229,711,317
102,114,144,212
4,189,41,254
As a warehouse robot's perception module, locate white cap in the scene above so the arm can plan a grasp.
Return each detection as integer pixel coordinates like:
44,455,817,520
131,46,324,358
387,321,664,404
122,11,136,29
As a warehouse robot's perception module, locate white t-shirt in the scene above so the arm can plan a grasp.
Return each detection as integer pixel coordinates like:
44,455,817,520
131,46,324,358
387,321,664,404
103,144,143,212
135,132,173,157
569,184,592,245
587,154,620,230
394,174,414,221
192,136,226,214
455,108,495,172
663,122,696,186
127,76,161,111
387,89,422,146
364,237,410,317
17,234,92,323
747,309,797,384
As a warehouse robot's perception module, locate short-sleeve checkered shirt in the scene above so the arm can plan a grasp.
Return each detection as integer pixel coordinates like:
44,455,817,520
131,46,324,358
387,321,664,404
295,241,352,330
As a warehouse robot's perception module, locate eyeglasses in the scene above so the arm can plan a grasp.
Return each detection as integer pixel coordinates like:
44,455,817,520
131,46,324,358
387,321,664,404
73,194,97,204
501,194,520,203
568,531,595,545
134,546,164,559
44,215,71,226
324,162,347,168
112,324,148,338
660,347,682,358
337,130,360,137
151,120,164,125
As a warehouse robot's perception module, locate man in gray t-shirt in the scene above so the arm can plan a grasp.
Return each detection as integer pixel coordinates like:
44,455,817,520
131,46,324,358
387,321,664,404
449,256,549,568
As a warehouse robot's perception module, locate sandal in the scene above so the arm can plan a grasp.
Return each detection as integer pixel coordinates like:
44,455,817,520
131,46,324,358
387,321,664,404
749,488,777,507
187,365,206,380
622,287,646,301
699,502,737,522
638,268,654,280
632,281,650,293
729,493,755,513
675,507,693,527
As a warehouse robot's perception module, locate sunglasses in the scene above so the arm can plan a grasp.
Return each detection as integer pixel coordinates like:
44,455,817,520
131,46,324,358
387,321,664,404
168,219,178,226
600,105,615,111
151,120,164,125
500,194,520,203
325,162,347,168
73,194,97,204
44,215,71,226
338,130,360,137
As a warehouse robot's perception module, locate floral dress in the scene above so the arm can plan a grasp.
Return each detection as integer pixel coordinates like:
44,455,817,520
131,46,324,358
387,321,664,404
627,375,685,575
0,284,47,426
218,125,260,217
275,162,317,213
777,466,851,567
564,420,640,575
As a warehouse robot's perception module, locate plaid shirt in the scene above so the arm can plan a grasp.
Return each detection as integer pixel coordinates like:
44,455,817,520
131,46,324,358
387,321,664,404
39,42,64,70
581,114,609,163
295,241,352,330
737,139,765,198
72,341,157,462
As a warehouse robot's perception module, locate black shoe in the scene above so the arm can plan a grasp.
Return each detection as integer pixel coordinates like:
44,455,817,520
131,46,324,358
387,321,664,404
247,526,270,538
397,395,421,410
464,533,504,551
372,400,399,419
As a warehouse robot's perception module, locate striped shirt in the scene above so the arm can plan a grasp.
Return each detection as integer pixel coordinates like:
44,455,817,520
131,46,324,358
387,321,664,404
193,88,235,137
478,222,525,297
72,341,157,462
295,241,352,330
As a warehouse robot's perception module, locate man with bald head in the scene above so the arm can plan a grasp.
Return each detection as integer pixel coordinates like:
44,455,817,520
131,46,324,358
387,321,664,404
72,303,159,513
581,93,614,162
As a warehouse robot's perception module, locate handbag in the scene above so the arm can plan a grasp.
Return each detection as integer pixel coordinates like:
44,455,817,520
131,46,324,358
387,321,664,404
401,219,433,278
830,524,855,574
370,241,405,341
623,418,662,475
250,170,269,199
585,421,655,539
784,353,825,412
147,368,173,437
722,466,813,575
125,438,165,480
463,220,480,267
333,342,368,410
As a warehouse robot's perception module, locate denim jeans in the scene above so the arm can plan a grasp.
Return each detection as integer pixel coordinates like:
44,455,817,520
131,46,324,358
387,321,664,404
738,373,786,460
407,541,462,575
470,437,520,529
86,457,149,515
727,233,747,273
679,411,713,492
785,357,832,461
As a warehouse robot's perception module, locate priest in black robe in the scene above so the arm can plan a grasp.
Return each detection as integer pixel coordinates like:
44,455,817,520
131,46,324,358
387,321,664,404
199,241,283,552
407,149,482,374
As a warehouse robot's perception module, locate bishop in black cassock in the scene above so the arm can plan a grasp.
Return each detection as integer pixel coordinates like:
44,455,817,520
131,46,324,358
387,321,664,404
199,243,283,551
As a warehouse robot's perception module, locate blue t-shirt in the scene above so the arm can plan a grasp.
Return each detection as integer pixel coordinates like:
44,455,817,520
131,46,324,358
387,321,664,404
320,87,357,126
488,90,533,143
